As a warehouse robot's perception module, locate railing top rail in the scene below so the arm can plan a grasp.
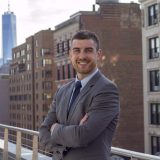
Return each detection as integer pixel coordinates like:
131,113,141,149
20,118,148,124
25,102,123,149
0,124,39,136
1,123,160,160
111,147,160,160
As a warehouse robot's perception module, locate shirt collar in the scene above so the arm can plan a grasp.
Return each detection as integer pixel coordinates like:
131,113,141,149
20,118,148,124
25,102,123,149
75,68,98,89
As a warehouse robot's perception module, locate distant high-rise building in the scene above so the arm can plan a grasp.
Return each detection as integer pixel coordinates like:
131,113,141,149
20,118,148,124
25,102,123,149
2,2,17,64
0,58,3,67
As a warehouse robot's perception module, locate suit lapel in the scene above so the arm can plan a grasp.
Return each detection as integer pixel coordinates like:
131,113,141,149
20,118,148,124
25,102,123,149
63,81,75,122
67,71,102,122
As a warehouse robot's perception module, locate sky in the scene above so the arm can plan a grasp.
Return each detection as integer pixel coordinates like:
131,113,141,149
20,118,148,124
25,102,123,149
0,0,139,58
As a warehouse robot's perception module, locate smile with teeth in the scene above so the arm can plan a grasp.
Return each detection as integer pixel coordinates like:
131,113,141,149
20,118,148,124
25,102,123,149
77,60,88,64
78,62,87,64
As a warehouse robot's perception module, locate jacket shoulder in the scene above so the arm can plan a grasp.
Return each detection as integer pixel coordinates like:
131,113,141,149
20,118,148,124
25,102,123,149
57,80,74,93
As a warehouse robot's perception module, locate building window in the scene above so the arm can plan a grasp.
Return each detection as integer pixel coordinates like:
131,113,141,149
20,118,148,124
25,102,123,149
27,64,31,71
21,49,25,56
149,37,159,59
56,43,60,54
43,81,52,90
150,103,160,125
43,93,52,100
35,40,38,47
16,52,20,58
68,64,71,79
43,70,52,78
27,44,31,51
13,53,16,59
57,67,61,80
41,48,50,56
59,42,64,53
150,70,160,92
62,65,65,80
27,54,30,61
151,136,160,155
64,39,70,54
148,4,158,26
42,58,52,66
56,42,65,55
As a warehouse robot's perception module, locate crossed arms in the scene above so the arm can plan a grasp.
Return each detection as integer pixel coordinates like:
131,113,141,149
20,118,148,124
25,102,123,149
39,83,119,149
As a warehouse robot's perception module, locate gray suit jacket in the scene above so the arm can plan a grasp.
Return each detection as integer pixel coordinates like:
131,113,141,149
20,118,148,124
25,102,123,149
39,71,120,160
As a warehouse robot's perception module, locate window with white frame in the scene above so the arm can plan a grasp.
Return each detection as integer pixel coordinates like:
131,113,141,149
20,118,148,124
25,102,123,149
150,70,160,92
149,37,159,59
148,4,158,26
151,136,160,155
150,103,160,125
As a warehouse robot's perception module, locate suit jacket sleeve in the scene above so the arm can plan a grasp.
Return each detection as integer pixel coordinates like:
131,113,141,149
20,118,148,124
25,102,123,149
50,83,120,148
39,91,58,147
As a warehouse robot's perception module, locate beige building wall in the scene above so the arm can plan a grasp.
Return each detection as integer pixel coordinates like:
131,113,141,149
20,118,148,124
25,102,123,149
140,0,160,155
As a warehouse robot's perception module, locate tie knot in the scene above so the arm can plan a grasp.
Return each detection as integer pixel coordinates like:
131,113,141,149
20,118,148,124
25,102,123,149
75,81,82,89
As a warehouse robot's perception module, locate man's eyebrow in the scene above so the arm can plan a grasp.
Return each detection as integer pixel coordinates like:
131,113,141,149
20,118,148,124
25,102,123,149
85,47,94,50
72,47,93,50
72,47,80,50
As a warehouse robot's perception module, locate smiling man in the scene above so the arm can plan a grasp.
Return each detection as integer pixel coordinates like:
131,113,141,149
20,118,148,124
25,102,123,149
39,30,120,160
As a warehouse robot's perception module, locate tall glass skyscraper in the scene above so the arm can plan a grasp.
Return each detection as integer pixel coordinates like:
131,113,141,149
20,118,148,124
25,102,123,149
2,6,17,64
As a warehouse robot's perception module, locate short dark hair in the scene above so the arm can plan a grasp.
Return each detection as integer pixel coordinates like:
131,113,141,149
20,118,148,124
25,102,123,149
71,30,100,50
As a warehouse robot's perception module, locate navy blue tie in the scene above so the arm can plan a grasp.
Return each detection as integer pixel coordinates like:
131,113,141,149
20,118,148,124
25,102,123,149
69,81,82,108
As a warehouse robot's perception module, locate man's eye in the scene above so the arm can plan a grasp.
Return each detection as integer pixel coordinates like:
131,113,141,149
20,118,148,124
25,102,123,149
85,49,93,53
73,49,80,53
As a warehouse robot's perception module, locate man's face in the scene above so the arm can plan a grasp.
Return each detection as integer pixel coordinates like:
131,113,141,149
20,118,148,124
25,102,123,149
69,39,101,80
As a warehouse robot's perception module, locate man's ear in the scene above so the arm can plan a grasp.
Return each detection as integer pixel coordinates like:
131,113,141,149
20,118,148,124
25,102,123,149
97,49,105,68
97,49,103,60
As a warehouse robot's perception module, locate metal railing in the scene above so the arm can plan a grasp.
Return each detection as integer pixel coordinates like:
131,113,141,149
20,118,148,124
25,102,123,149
0,123,160,160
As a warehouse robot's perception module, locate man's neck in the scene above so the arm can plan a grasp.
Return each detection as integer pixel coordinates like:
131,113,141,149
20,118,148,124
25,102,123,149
77,68,98,80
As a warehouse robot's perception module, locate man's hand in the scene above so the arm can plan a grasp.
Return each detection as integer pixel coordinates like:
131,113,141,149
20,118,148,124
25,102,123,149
50,114,88,133
50,123,58,134
79,114,88,125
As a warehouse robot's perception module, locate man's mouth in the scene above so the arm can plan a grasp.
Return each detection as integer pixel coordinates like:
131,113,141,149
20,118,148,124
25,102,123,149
78,61,87,65
77,60,88,64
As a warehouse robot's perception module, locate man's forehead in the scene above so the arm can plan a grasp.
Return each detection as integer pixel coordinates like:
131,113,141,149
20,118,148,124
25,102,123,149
71,39,96,47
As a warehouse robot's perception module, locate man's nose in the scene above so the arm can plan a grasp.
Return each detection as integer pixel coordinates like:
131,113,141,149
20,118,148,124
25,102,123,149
79,50,86,58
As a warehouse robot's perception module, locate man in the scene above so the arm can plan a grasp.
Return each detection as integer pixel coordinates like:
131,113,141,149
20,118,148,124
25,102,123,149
39,30,120,160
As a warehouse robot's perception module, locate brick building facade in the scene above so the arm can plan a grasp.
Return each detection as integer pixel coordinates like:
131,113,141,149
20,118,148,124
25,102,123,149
9,29,55,131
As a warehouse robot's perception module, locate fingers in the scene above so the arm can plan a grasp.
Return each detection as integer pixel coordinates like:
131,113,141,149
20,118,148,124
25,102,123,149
79,114,89,125
50,123,57,133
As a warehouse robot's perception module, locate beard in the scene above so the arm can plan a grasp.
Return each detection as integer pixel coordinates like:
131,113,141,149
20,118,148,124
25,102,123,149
73,60,97,75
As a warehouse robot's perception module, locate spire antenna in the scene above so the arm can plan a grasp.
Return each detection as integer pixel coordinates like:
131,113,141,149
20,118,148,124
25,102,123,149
8,0,10,12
